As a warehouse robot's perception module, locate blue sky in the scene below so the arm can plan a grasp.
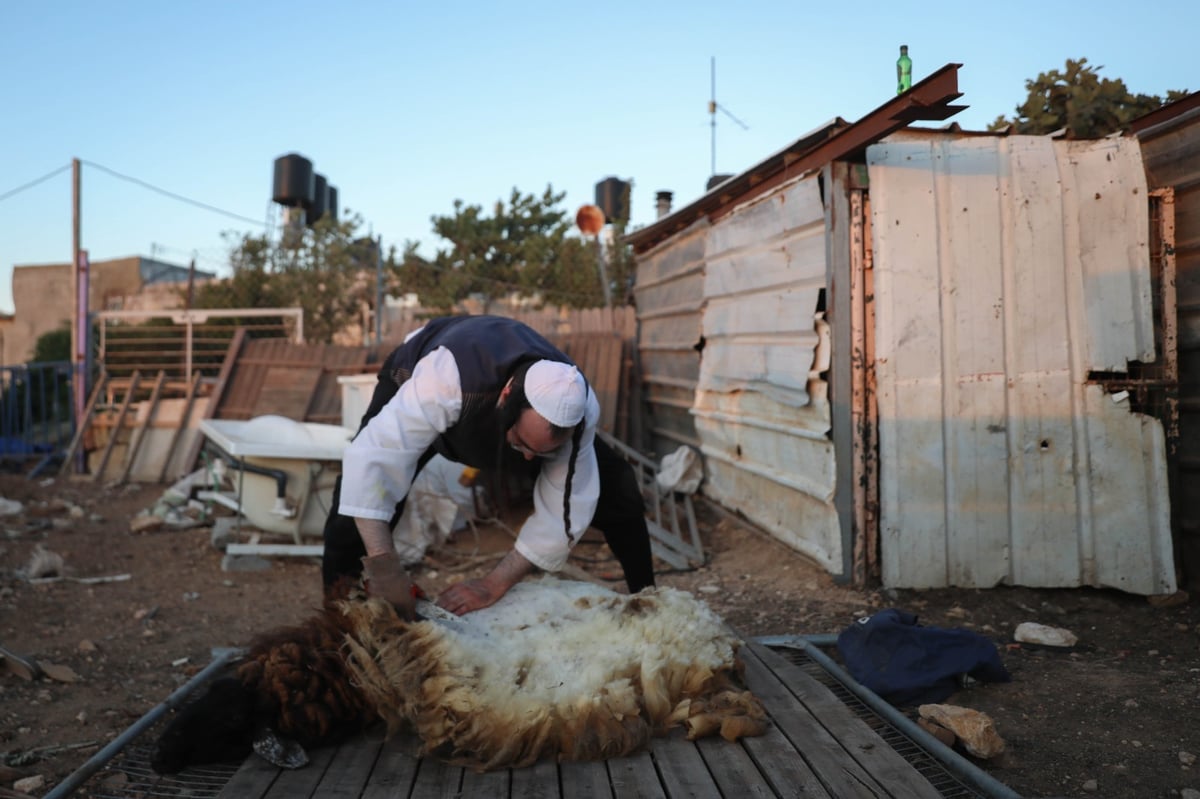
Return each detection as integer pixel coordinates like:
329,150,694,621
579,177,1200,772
1,0,1194,314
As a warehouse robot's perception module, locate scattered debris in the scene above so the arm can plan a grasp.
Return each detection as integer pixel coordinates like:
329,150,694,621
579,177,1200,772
1147,590,1189,608
24,545,64,580
1013,621,1078,648
0,498,23,516
0,644,42,681
129,513,164,534
38,662,80,683
13,774,44,795
26,573,131,587
918,703,1006,758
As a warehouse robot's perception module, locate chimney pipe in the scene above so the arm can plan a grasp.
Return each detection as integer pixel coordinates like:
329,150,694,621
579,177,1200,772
655,190,673,219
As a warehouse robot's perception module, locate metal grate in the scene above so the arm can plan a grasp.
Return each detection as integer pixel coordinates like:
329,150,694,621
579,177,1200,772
78,718,241,799
769,645,989,799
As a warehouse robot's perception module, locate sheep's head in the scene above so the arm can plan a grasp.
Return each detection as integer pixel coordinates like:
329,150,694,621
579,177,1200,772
151,677,257,773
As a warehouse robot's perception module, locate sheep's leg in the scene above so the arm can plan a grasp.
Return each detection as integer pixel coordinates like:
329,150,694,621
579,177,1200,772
252,725,310,769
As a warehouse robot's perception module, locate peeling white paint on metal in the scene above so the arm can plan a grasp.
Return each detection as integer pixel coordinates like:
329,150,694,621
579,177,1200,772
693,176,841,571
869,132,1174,594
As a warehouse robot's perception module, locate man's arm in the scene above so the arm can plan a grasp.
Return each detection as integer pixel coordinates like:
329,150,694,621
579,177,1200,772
357,518,417,619
436,549,536,615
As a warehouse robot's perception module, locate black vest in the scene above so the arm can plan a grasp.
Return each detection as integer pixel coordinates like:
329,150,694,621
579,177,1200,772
381,316,573,468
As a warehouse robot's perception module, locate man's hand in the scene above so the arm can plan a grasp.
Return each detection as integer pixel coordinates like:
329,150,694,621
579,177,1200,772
435,549,536,615
436,578,505,615
361,552,416,620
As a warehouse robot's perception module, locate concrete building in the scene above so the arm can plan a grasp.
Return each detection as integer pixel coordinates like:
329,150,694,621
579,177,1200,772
3,255,214,365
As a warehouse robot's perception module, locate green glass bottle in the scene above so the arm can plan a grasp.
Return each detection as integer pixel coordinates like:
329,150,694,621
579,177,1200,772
897,45,912,94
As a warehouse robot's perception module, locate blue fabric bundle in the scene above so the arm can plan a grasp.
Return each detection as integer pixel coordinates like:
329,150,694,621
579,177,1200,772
836,608,1011,706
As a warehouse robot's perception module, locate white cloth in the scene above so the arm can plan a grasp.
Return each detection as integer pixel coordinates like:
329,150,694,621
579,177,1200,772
339,346,602,573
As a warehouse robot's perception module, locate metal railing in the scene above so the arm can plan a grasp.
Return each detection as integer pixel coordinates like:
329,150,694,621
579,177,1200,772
95,308,304,383
0,361,75,471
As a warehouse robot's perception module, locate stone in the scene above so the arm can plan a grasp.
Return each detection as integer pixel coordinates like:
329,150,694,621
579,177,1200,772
1014,621,1078,647
1147,590,1189,608
129,514,163,534
14,774,45,793
917,717,957,747
918,703,1006,758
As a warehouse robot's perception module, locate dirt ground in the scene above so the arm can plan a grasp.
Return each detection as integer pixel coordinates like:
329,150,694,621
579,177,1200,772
1,472,1198,799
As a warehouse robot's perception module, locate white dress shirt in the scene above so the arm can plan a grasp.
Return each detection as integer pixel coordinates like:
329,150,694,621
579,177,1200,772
339,345,602,573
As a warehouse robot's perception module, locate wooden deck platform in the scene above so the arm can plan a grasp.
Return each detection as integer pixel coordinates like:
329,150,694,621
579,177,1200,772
208,642,979,799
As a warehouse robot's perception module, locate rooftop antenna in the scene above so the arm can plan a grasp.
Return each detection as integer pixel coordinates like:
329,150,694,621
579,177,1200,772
709,56,749,178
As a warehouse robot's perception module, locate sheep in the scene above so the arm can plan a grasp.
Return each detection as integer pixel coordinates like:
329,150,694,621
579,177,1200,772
152,577,766,774
151,585,374,773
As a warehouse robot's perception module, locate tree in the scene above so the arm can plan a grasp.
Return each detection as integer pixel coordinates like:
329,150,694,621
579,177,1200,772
404,185,633,311
31,325,71,363
193,213,381,344
989,58,1189,137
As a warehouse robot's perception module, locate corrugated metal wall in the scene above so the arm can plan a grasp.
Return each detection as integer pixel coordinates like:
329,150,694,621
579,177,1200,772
634,220,708,455
698,176,839,570
633,177,841,571
868,132,1176,593
1136,108,1200,587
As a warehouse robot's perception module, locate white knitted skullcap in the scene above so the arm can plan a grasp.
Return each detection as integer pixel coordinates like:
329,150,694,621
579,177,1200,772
525,360,587,428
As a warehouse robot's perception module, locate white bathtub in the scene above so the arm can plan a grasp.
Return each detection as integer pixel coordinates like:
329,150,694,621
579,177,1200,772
198,415,352,541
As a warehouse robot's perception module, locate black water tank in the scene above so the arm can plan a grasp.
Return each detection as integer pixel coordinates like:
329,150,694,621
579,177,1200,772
706,174,733,191
272,153,314,207
306,173,328,225
595,177,630,224
326,185,338,223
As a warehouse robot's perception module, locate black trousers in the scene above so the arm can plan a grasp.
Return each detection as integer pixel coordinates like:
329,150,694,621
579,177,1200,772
320,377,655,593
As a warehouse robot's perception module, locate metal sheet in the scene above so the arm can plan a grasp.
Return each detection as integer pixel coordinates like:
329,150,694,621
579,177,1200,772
694,177,842,571
1136,109,1200,581
869,132,1175,593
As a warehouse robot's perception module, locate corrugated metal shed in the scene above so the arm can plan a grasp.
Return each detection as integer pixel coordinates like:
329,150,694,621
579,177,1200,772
633,221,708,453
696,176,840,571
868,131,1175,593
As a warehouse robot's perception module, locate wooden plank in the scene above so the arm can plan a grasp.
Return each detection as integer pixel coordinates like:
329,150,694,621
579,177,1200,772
509,758,560,798
91,370,141,482
258,365,321,420
741,719,833,798
310,735,385,798
647,731,723,798
157,371,202,483
116,370,166,484
360,735,420,799
460,765,511,797
261,742,337,798
695,736,778,798
215,753,280,798
183,327,246,470
408,755,463,799
746,643,944,799
59,371,109,476
738,644,887,799
605,751,666,799
559,759,612,799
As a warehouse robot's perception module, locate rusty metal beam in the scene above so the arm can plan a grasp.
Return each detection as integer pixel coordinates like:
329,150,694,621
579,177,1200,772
627,63,965,253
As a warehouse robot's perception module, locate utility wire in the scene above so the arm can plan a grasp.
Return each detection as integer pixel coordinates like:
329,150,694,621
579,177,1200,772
0,163,72,204
81,159,268,229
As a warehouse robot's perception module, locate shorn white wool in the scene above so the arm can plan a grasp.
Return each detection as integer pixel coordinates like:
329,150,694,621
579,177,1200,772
341,577,766,770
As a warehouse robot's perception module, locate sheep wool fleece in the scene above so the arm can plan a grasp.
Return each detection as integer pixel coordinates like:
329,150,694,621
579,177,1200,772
341,577,767,770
